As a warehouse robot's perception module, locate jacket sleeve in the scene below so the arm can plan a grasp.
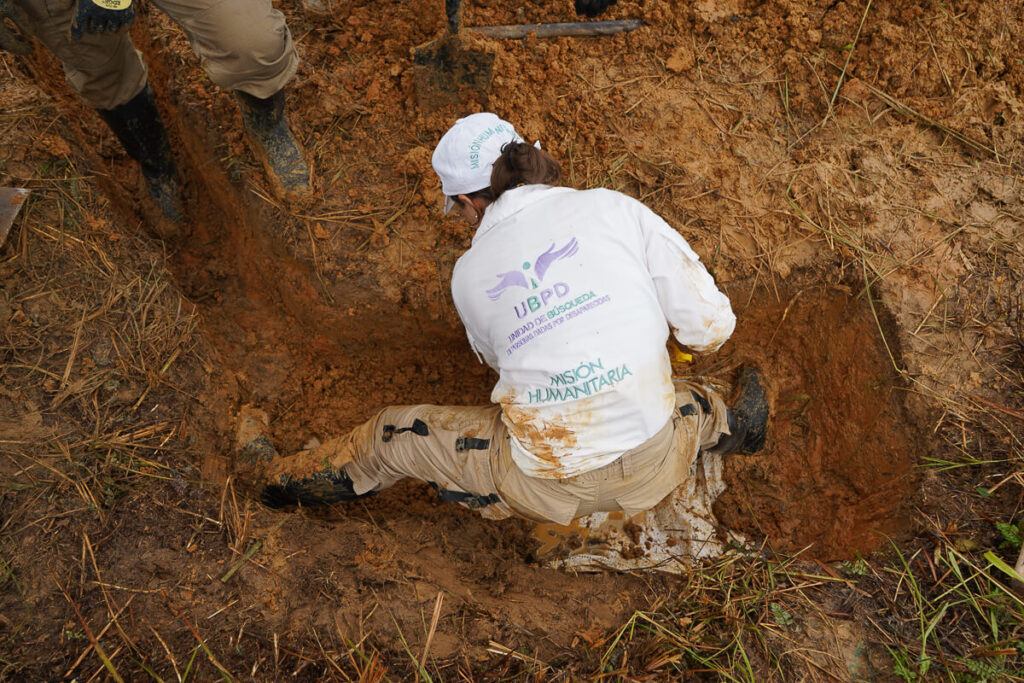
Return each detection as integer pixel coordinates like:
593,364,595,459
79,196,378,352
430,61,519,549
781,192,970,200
459,313,499,368
451,266,500,369
633,198,736,353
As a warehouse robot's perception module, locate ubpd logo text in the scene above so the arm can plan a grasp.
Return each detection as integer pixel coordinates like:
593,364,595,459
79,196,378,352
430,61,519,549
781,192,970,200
513,282,570,319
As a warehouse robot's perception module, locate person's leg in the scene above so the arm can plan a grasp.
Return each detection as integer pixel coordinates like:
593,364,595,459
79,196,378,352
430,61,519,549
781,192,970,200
94,85,184,232
259,405,515,519
672,378,734,452
151,0,309,199
17,0,183,232
527,379,735,562
475,378,736,526
568,379,731,519
149,0,296,98
18,0,147,109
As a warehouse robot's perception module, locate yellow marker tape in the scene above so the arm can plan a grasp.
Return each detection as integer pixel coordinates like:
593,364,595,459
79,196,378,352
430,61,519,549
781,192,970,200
96,0,132,10
670,348,693,364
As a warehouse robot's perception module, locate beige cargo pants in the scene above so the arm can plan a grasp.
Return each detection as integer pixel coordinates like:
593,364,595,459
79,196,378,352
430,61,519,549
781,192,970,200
265,380,731,526
16,0,298,109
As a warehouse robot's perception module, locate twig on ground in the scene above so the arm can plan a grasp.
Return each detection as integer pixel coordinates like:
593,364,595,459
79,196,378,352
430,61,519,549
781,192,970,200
964,392,1024,421
221,517,285,583
857,80,1003,162
418,592,444,673
828,0,873,116
486,640,548,668
220,541,262,583
181,613,237,682
83,533,135,652
63,595,136,680
53,575,126,683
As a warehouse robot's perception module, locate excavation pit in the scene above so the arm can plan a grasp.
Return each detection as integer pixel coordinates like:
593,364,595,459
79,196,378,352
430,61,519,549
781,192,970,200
180,195,919,564
709,284,919,560
148,136,919,563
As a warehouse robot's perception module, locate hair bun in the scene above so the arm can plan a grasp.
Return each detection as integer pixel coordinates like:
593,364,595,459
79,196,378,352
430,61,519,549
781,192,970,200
489,140,562,199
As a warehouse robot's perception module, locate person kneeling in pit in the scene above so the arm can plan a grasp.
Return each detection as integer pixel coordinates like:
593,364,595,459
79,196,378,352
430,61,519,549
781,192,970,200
251,113,768,525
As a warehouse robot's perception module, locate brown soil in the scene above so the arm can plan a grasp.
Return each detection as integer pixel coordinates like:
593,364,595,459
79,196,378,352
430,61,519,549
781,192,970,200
708,284,918,559
2,0,1023,679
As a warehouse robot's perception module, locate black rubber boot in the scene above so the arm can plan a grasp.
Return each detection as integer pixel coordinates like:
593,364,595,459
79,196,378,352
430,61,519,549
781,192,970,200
709,366,769,456
260,470,374,509
235,89,311,201
241,435,279,464
97,85,184,235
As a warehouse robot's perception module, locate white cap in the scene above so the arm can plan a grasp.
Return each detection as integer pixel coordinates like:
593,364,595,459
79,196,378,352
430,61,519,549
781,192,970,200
431,112,523,214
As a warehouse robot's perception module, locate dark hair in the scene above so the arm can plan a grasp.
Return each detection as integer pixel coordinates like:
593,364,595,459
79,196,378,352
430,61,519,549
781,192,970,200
467,141,562,204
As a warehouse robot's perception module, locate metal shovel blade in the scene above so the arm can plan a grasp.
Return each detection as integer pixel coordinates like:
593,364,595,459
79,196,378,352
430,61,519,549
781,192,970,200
0,188,29,248
413,32,495,112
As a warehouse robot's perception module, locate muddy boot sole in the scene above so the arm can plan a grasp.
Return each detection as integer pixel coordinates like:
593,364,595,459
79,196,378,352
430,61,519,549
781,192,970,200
261,470,373,509
141,170,185,241
733,366,769,454
243,127,314,205
231,405,281,499
235,405,275,462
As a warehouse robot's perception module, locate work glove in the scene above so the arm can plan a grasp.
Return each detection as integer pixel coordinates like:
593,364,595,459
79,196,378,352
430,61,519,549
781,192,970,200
574,0,617,18
70,0,134,41
0,0,33,55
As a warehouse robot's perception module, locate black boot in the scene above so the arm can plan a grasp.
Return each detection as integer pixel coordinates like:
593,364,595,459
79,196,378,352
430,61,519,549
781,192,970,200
709,367,769,456
235,89,311,201
260,470,373,509
97,85,184,235
241,435,279,464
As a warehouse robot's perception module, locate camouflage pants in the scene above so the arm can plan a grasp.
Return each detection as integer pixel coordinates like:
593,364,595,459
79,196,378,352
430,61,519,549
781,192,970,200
265,380,731,526
17,0,298,109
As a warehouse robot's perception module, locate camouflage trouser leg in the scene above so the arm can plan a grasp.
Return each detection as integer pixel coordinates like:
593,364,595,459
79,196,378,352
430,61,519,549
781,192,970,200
264,405,516,520
264,380,729,524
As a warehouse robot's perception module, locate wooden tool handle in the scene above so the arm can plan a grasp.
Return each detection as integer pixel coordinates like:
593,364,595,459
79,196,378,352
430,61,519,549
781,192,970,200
469,19,642,40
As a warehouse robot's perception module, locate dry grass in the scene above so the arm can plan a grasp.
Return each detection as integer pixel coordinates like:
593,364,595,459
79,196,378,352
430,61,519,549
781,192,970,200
0,69,219,681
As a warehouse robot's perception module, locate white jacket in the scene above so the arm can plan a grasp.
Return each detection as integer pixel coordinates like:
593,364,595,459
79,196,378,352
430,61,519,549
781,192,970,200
451,185,735,479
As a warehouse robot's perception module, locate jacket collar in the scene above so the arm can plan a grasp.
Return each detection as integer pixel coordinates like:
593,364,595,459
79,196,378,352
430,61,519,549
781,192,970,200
472,185,574,244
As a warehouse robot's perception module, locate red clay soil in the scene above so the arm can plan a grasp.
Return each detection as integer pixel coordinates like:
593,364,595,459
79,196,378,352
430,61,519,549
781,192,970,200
3,0,1022,677
156,96,920,564
708,285,918,559
11,0,944,603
